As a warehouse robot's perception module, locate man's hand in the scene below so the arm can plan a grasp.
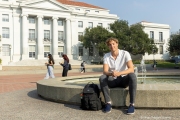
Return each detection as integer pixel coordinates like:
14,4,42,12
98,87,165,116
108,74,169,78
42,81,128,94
112,70,120,77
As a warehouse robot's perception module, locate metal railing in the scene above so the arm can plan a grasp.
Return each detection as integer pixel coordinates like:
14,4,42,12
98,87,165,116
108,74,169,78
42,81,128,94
28,38,36,42
58,38,64,43
154,39,165,43
43,38,51,42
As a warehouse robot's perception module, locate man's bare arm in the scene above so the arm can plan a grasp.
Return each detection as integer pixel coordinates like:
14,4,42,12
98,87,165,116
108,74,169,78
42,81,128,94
103,64,113,76
112,60,134,77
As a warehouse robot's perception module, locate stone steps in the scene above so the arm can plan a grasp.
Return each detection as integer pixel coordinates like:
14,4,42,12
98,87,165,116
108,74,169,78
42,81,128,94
7,59,83,66
2,65,102,70
0,65,103,75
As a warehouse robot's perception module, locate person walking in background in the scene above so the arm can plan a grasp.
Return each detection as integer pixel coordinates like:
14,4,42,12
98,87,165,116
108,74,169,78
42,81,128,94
60,54,69,77
80,61,85,73
44,54,55,79
153,60,157,70
99,37,137,114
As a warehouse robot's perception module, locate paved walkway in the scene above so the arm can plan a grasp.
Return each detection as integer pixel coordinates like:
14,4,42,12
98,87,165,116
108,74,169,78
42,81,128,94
0,72,101,93
0,70,180,119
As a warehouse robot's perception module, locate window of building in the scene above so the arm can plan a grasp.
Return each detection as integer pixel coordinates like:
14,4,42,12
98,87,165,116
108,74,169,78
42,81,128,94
95,11,99,13
159,45,163,54
159,32,163,42
2,27,9,38
76,8,80,11
85,10,90,12
2,44,10,56
107,23,110,29
2,0,8,1
29,45,35,58
58,19,63,26
29,29,35,40
79,46,83,56
150,31,154,39
2,14,9,22
88,22,93,28
78,32,83,41
98,23,103,27
44,30,50,40
44,46,50,57
89,46,93,56
58,31,63,41
58,46,64,57
78,21,83,28
29,17,35,23
44,18,50,25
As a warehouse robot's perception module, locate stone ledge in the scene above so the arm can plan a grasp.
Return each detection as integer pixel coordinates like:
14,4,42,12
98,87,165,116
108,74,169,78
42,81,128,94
37,75,180,108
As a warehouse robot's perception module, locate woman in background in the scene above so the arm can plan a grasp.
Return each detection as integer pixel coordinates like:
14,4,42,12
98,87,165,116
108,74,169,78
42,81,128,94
60,54,69,77
44,54,55,79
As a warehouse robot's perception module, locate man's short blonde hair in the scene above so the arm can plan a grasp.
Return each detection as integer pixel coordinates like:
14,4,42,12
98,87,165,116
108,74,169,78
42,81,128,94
106,37,118,46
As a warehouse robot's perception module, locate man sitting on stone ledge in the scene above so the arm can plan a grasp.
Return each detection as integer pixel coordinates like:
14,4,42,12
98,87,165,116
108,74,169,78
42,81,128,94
99,37,137,115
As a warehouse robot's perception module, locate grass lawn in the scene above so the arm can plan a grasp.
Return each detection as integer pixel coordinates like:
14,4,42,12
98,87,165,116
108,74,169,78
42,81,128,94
133,60,180,68
156,61,179,68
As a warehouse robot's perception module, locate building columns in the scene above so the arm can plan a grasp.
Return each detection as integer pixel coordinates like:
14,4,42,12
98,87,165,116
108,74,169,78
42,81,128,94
21,14,28,60
52,17,59,59
12,13,21,62
66,19,72,59
37,15,44,59
70,19,77,55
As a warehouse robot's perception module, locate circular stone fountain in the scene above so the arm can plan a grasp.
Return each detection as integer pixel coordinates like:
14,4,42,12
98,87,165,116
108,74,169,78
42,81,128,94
37,74,180,108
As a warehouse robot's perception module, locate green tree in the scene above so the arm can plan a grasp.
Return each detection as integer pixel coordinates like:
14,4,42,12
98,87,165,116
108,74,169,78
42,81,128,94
81,20,157,56
110,20,157,55
168,34,180,56
129,23,157,55
80,26,114,55
110,20,130,50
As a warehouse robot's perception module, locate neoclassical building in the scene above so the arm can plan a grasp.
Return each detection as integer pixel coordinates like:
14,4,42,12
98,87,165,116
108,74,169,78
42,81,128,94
140,21,170,60
0,0,118,65
0,0,171,66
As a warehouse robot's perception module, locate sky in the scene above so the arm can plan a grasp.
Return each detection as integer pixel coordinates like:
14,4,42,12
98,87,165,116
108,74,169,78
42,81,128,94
78,0,180,32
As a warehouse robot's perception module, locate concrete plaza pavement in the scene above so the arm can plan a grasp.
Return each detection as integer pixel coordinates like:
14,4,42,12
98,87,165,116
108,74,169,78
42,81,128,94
0,69,180,120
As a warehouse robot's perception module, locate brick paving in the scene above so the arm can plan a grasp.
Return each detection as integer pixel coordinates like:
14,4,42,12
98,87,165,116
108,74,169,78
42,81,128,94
0,72,101,94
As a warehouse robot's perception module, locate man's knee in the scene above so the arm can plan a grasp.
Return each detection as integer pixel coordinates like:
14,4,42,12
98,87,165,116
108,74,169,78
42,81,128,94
99,74,107,83
128,73,137,81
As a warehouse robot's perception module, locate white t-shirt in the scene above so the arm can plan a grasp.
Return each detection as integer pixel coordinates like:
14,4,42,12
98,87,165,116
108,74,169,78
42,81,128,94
103,49,132,73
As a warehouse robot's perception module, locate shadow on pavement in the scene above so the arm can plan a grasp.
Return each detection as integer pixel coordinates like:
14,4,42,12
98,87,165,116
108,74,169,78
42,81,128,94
64,104,82,110
27,89,47,101
119,108,128,114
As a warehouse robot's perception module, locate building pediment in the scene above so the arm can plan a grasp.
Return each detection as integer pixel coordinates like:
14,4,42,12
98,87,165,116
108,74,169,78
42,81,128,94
21,0,70,11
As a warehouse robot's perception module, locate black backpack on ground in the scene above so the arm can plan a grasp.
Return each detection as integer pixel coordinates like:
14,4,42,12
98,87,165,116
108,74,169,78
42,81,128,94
80,82,102,111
